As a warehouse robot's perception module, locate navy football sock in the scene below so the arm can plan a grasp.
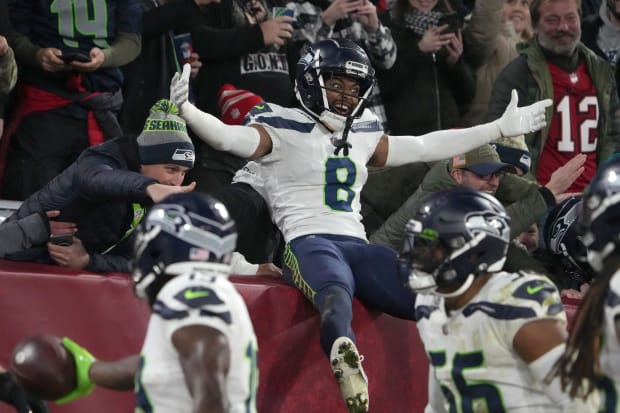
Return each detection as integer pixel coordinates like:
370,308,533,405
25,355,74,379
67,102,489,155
315,285,355,357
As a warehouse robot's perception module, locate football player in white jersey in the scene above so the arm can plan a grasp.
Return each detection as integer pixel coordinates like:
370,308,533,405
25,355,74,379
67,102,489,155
552,157,620,412
169,39,552,413
55,192,259,413
398,188,597,412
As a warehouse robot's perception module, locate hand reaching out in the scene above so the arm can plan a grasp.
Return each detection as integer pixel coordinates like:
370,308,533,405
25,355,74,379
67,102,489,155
146,182,196,203
496,89,552,137
545,153,586,202
170,63,192,111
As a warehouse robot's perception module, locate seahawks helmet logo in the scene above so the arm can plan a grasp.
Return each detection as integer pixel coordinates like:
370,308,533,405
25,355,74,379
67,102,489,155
465,212,509,240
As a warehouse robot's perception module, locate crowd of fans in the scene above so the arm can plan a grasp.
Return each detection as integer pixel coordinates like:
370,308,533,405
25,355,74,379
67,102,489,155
0,0,617,287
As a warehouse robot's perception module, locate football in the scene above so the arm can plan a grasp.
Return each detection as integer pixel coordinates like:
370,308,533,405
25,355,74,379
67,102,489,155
9,334,76,400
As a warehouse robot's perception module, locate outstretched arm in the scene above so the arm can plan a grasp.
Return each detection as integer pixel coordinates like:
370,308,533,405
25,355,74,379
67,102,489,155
369,90,552,167
88,356,140,391
57,337,138,405
170,64,272,160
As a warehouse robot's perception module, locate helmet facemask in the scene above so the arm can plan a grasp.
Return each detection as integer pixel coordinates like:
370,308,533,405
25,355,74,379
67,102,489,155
399,190,510,299
408,225,506,297
295,39,376,133
315,68,374,132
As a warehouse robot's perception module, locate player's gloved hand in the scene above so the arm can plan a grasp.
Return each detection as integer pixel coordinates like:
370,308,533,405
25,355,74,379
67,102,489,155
0,371,49,413
55,337,96,404
170,63,191,112
496,89,552,137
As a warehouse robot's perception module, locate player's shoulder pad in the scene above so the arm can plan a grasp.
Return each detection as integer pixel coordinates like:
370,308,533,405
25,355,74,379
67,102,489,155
245,102,273,119
152,273,233,324
509,271,563,316
461,272,563,321
244,103,315,133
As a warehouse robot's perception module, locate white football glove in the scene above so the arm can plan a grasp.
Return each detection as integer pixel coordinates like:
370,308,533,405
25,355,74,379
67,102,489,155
170,63,191,112
496,89,553,137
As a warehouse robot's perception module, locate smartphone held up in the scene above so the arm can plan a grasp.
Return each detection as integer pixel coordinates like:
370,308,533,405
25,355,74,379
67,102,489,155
438,12,461,35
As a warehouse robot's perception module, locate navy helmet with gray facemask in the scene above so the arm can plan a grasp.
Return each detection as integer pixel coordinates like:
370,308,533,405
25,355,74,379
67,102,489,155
132,192,237,306
398,188,511,297
295,39,375,154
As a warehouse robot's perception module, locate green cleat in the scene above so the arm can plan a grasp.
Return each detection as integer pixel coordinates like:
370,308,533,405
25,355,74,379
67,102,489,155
330,337,369,413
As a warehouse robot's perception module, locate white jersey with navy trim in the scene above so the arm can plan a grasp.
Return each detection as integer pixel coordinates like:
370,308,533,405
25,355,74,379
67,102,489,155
415,272,567,412
599,270,620,412
135,271,258,413
245,102,384,242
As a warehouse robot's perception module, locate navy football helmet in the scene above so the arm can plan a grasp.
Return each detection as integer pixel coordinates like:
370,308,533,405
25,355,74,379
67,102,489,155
580,157,620,272
295,39,375,131
398,188,511,296
543,196,591,287
133,192,237,305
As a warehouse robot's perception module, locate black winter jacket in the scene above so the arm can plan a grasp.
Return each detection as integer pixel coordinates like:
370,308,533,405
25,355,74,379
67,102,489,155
6,136,156,273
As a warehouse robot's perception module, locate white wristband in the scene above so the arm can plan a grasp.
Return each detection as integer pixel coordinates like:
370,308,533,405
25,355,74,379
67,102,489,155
181,103,261,159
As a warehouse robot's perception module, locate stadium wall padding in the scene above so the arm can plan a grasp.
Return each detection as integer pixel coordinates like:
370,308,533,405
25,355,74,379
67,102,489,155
0,260,430,413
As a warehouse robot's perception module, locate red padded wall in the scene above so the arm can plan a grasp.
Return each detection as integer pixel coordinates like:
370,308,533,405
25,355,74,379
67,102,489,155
0,260,429,413
0,260,582,413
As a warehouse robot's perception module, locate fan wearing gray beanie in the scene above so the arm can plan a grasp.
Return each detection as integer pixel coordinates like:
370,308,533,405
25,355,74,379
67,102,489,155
137,99,195,169
0,99,197,274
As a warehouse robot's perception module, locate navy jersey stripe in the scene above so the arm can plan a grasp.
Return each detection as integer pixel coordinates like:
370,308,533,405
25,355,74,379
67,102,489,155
415,304,440,321
607,288,620,308
199,308,232,325
463,301,537,320
254,115,315,133
152,300,189,320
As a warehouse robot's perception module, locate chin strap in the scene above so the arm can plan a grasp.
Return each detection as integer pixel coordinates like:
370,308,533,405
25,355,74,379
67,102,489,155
332,116,354,156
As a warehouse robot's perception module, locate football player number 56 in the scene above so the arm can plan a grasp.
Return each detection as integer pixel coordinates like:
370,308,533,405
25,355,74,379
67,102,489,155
430,350,506,413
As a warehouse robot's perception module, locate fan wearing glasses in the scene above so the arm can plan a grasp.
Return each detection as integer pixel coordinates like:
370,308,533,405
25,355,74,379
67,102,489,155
369,143,585,254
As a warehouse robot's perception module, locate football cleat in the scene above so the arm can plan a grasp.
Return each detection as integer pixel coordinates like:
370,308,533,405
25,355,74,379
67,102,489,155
330,337,369,413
